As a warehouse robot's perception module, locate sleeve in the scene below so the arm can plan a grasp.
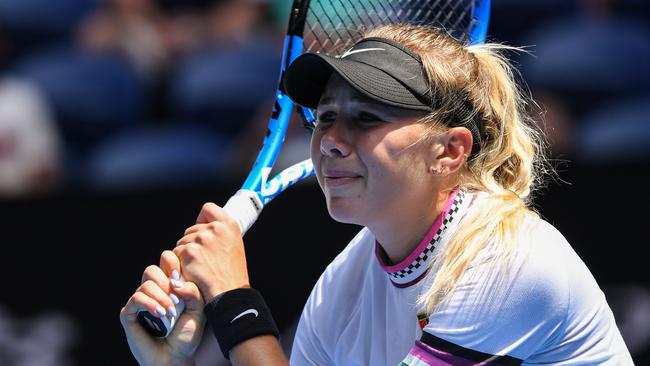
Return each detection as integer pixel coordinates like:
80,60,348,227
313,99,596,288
399,228,571,365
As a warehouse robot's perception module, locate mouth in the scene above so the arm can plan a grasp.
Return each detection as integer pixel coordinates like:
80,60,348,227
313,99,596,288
322,170,362,187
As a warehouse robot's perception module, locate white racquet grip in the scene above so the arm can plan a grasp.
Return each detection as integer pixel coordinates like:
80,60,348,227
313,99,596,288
223,189,264,235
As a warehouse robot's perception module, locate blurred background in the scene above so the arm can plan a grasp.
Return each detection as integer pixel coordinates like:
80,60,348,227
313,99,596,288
0,0,648,364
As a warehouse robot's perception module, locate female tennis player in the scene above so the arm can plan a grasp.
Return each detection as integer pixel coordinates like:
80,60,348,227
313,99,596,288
120,25,633,365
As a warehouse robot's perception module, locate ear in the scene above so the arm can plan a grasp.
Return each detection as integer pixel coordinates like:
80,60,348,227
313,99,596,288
431,127,472,175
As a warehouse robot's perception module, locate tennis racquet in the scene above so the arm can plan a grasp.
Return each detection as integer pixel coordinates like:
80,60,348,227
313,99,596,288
138,0,491,337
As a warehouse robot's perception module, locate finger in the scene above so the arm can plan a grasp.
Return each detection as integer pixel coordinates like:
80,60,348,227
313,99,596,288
177,226,218,247
183,223,207,236
196,202,229,224
141,265,170,292
122,291,168,323
172,242,204,266
139,280,176,317
182,221,226,237
159,250,181,279
178,226,206,245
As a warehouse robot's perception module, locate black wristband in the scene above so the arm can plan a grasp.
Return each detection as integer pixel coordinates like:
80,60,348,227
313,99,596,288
204,288,280,359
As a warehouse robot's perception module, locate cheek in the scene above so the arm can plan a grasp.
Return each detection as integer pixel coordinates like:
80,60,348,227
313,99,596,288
364,142,428,186
310,132,320,159
310,134,324,182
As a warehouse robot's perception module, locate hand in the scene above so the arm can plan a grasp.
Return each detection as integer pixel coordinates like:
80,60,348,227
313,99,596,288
174,202,250,301
120,251,205,366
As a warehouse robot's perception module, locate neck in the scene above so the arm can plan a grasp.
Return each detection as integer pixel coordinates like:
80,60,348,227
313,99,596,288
370,188,454,264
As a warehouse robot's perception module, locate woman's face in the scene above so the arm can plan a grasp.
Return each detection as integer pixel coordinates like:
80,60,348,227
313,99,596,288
311,75,436,227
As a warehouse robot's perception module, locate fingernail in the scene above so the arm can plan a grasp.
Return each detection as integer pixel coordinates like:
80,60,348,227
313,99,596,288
168,305,177,318
170,293,180,305
171,279,184,289
171,270,180,281
155,305,166,317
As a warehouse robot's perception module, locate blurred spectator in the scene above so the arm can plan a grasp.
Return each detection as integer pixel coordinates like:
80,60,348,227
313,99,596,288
0,78,62,196
77,0,167,81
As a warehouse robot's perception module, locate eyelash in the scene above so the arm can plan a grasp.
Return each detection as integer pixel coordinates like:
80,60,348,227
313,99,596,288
358,112,380,122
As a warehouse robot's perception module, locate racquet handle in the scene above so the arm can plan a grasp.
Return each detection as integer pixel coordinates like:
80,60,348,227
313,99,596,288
136,297,185,338
137,189,264,337
222,189,264,235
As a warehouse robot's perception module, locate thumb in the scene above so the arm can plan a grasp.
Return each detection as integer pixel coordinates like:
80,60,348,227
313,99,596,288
167,280,207,357
196,202,222,224
172,280,204,315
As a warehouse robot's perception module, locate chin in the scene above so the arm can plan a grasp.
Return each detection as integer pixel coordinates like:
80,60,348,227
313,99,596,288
326,197,365,225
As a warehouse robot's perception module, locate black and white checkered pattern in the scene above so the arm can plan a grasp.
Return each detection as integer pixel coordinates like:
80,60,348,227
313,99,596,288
388,190,467,280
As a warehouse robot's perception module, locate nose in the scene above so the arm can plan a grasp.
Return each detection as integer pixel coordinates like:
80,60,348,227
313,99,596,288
319,121,351,158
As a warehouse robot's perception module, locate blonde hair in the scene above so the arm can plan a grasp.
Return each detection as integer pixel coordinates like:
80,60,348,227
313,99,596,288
365,25,553,313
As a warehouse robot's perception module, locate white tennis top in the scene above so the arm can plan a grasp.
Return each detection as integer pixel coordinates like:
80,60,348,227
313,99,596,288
290,190,633,365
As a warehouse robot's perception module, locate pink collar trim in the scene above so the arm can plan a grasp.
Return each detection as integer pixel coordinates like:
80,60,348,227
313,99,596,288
374,188,473,287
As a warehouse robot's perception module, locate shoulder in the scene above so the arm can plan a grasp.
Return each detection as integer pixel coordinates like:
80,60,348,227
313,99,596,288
516,216,573,299
520,217,633,363
502,215,576,323
423,215,574,359
518,215,598,308
422,214,628,362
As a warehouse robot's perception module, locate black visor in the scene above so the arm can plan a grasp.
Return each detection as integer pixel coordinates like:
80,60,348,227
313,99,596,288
284,37,432,111
285,37,483,157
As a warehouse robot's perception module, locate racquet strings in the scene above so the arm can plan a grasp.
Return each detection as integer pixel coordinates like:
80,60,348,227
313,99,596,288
304,0,475,56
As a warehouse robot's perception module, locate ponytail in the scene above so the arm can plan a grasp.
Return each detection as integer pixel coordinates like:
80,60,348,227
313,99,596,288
365,25,553,313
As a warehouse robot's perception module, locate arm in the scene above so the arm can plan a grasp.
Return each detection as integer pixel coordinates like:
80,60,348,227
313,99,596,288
174,203,288,363
230,335,289,366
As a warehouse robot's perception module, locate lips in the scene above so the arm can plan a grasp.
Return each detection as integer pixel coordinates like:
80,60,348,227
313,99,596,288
322,170,362,187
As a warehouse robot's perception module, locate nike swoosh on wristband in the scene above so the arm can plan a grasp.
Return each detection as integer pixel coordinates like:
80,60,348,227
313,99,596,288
230,308,259,323
339,47,385,58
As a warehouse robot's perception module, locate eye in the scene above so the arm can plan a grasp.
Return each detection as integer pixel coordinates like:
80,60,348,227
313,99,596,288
359,112,380,121
316,111,336,126
355,112,384,127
